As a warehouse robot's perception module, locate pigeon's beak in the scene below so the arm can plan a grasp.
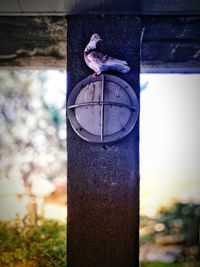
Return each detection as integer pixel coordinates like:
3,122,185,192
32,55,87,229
99,38,102,42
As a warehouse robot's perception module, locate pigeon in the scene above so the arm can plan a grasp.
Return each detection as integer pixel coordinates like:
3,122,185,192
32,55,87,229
84,33,130,75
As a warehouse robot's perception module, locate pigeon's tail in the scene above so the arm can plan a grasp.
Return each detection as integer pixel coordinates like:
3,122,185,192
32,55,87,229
118,64,131,73
105,58,130,73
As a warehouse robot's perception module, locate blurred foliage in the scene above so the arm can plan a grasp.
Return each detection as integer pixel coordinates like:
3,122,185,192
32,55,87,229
0,215,66,267
158,202,200,246
140,202,200,246
140,202,200,264
0,70,66,188
0,70,67,264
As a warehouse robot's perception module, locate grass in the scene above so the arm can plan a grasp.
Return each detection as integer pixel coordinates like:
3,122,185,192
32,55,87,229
1,215,199,267
140,263,197,267
0,215,67,267
140,264,182,267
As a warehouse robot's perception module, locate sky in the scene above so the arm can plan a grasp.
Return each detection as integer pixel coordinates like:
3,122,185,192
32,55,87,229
140,74,200,217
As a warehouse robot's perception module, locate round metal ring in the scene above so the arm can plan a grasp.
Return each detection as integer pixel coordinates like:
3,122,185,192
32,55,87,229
67,74,139,144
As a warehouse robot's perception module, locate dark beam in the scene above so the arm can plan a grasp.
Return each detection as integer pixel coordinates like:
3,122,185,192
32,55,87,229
141,16,200,72
0,0,200,15
67,15,141,267
0,16,199,72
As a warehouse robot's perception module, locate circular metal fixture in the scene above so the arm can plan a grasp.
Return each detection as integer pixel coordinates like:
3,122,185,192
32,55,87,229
67,74,139,144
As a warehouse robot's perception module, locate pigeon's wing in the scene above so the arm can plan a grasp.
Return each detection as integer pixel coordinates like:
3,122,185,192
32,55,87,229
87,51,110,65
87,51,130,73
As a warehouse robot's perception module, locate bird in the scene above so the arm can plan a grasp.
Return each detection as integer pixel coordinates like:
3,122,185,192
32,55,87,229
84,33,130,76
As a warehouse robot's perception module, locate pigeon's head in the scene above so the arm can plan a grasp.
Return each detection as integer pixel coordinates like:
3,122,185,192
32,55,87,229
85,33,102,52
90,33,102,44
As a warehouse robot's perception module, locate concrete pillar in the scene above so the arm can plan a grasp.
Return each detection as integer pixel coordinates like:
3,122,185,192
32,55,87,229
67,15,141,267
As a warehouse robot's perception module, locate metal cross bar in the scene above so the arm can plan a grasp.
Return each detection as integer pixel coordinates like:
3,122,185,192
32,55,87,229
101,75,105,141
68,102,137,111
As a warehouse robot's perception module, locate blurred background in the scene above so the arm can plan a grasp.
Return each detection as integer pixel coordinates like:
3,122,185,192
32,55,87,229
0,70,67,267
0,70,66,222
0,71,199,266
140,74,200,266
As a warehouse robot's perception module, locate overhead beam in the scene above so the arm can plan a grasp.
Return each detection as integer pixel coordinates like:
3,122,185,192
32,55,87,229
0,0,200,15
141,16,200,72
0,17,67,69
0,16,199,73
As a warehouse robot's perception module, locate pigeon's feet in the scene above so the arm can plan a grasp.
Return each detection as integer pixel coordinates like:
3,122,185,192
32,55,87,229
90,72,98,78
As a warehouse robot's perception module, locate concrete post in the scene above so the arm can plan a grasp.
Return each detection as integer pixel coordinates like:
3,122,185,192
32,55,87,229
67,15,141,267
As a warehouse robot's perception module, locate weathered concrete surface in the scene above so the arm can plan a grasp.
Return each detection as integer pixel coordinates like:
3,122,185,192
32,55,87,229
0,16,66,68
67,15,141,267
